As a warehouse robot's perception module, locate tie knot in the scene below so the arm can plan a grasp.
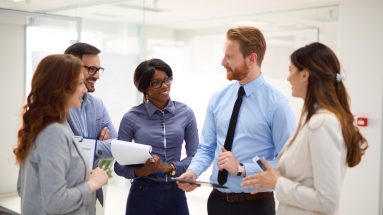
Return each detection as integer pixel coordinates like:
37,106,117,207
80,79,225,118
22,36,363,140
238,86,245,97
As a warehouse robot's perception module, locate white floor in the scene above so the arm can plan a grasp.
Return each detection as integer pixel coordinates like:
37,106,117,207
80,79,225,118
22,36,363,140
1,178,276,215
0,194,20,214
103,176,210,215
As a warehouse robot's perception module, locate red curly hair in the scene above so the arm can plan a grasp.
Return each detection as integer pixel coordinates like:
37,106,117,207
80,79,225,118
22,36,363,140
14,54,83,164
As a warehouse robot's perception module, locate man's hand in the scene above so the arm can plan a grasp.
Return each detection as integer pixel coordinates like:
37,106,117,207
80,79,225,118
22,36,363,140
176,170,199,192
98,127,110,141
217,148,239,174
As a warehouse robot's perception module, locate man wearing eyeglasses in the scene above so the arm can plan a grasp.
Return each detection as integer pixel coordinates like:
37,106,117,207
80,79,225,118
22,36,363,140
65,42,117,210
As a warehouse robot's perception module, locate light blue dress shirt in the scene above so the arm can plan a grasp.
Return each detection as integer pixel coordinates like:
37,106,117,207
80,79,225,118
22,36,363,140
68,93,117,158
188,74,296,193
114,99,199,181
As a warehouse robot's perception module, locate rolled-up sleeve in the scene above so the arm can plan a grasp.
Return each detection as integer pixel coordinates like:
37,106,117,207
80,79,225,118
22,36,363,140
172,108,199,176
188,97,217,176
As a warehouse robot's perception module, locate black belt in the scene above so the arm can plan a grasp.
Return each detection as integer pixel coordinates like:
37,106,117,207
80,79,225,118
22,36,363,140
212,189,273,202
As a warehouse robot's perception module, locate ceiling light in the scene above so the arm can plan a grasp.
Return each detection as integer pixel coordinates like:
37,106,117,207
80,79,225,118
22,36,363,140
0,0,26,2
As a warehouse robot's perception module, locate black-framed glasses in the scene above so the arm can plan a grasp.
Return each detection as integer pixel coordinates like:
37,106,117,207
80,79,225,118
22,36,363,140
150,76,173,89
83,65,104,76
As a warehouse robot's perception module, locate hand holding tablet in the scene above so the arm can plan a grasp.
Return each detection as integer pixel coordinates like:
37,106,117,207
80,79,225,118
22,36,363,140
172,178,227,189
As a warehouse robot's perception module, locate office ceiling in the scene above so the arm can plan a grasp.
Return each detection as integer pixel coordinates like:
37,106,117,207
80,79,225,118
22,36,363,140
0,0,340,30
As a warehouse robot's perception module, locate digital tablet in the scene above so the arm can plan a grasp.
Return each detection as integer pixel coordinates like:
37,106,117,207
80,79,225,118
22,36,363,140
171,178,227,189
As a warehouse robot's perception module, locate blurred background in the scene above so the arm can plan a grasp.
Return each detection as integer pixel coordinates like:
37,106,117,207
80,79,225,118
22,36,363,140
0,0,382,214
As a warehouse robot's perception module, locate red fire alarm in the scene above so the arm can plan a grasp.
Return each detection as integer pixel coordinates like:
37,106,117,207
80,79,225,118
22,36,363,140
356,117,368,127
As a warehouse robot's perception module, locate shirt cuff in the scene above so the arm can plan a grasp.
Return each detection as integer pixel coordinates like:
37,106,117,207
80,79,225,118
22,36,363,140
96,139,113,158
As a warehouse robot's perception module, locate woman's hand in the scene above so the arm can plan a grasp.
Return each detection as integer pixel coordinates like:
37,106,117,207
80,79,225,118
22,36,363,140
87,167,108,192
134,155,164,177
241,158,280,194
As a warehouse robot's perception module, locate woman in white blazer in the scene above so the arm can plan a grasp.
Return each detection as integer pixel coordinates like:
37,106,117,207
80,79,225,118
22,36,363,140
14,54,109,215
241,42,367,215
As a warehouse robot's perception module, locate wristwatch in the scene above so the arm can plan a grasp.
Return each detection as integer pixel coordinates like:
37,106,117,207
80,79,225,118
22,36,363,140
236,163,245,177
169,163,176,176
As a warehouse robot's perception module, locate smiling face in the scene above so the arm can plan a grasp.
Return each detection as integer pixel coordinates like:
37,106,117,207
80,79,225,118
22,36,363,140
221,40,250,82
81,54,101,92
146,70,171,109
67,71,87,108
287,63,309,99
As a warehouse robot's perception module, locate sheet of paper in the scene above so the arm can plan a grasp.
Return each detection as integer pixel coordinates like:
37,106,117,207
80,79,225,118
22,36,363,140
74,136,96,170
111,140,152,165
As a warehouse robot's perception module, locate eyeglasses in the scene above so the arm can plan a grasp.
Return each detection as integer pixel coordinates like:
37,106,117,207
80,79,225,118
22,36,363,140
83,65,104,76
150,76,173,89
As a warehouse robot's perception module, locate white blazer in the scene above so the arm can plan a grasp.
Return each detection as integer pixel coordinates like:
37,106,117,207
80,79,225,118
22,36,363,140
275,110,347,215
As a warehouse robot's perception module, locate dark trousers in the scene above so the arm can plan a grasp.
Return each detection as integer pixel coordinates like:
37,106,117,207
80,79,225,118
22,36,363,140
96,188,103,206
125,178,189,215
207,190,275,215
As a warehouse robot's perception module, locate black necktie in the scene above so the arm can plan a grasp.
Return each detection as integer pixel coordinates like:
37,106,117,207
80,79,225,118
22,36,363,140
217,86,245,185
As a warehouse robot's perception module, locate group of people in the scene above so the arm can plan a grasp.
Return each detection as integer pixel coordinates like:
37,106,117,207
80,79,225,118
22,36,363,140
14,26,367,215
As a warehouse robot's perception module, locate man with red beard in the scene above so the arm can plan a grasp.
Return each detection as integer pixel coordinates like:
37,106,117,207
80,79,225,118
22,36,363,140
65,42,117,208
177,27,296,215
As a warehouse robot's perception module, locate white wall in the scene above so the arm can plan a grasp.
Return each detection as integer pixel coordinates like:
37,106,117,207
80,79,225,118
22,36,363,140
0,22,24,196
338,0,383,214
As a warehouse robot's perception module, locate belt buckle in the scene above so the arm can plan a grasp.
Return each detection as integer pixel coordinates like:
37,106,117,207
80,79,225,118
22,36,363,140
225,193,234,202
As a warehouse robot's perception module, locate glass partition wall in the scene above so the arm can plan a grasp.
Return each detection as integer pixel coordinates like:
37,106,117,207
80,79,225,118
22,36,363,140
25,15,81,95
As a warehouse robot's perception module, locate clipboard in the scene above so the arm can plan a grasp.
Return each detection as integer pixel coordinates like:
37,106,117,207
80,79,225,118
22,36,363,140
74,136,97,169
171,178,227,189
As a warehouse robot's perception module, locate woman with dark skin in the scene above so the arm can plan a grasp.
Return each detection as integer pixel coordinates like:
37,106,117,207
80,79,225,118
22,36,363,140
114,58,199,215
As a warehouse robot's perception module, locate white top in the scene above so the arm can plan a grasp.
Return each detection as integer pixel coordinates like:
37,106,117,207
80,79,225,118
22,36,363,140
275,110,347,215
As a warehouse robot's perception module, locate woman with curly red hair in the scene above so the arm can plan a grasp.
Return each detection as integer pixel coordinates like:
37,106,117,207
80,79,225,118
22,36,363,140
14,54,108,215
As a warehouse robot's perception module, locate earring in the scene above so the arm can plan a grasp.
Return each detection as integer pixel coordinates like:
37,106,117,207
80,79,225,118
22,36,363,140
144,94,149,103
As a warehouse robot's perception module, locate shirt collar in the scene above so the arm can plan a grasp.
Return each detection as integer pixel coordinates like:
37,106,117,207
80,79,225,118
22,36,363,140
237,73,265,96
81,93,89,108
144,98,175,117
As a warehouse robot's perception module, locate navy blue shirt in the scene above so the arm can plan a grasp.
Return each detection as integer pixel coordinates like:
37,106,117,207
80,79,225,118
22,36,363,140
114,99,199,181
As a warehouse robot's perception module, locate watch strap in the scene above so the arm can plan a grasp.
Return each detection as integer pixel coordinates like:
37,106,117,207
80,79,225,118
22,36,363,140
169,163,176,176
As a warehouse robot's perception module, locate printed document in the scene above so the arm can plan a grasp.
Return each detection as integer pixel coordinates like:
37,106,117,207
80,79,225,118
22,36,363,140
111,140,152,165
